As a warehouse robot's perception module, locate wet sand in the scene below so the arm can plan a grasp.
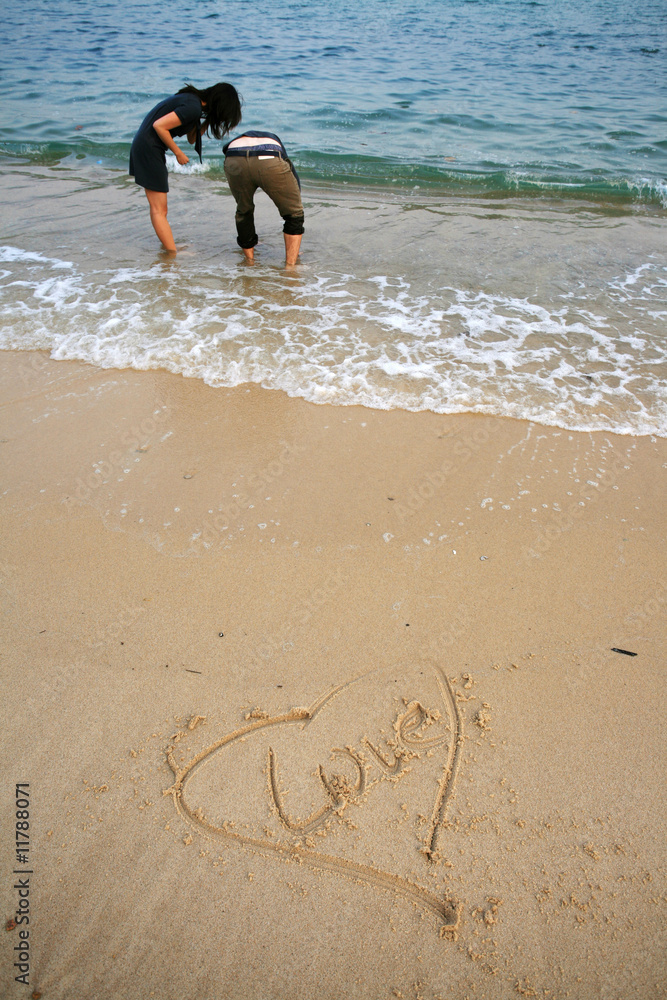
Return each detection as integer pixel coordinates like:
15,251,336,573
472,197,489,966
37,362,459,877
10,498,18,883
1,350,665,999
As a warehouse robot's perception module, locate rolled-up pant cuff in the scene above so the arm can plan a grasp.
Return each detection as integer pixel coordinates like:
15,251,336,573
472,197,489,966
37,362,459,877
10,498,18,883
237,233,259,249
282,214,304,236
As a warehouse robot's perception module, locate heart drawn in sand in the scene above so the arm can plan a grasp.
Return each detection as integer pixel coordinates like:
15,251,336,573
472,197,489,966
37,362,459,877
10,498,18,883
164,660,462,936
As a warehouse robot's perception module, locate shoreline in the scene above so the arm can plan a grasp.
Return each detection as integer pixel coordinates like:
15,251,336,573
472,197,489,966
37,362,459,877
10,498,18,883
1,350,665,998
2,163,665,442
2,150,667,214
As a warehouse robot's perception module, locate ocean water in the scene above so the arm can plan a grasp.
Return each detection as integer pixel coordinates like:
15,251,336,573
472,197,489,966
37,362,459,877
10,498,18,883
1,0,666,435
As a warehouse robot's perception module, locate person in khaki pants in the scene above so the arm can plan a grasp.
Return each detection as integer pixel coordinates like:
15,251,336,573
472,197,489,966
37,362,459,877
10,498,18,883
223,131,304,266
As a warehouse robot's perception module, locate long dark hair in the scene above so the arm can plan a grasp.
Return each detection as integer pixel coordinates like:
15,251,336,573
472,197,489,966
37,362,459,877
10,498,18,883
178,83,242,140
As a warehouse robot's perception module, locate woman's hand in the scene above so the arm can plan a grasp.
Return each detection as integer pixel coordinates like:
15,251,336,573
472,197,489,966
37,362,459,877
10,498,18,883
153,112,190,164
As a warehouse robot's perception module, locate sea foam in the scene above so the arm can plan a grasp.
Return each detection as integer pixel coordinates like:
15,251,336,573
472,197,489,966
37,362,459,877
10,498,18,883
0,245,665,437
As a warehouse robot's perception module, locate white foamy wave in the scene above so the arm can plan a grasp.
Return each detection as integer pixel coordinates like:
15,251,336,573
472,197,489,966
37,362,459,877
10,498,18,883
504,171,667,208
166,155,211,175
627,176,667,209
0,246,73,268
0,245,665,436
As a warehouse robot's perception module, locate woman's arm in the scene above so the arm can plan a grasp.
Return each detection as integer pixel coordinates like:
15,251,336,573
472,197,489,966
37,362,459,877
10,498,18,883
152,112,189,164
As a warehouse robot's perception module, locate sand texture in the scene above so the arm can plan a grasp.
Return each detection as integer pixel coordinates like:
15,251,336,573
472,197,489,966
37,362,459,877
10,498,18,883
1,351,665,999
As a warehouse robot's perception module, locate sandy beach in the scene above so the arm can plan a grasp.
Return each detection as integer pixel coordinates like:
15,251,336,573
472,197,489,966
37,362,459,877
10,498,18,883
3,1,666,994
1,349,665,998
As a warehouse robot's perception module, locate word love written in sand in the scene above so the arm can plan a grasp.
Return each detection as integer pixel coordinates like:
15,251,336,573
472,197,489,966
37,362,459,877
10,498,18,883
164,662,462,935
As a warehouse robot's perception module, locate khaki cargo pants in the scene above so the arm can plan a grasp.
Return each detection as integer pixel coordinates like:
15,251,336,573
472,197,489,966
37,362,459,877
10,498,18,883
224,154,305,249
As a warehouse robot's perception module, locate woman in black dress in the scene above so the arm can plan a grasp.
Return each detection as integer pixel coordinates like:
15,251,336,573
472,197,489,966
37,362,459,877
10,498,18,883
130,83,241,252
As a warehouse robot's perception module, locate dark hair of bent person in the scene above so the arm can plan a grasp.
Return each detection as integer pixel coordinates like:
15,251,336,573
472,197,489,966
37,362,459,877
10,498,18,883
178,82,242,140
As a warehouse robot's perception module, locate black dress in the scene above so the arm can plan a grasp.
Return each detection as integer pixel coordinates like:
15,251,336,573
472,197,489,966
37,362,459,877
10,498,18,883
129,93,202,193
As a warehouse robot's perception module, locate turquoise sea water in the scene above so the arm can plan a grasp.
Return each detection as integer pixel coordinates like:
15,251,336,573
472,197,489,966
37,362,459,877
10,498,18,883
1,0,666,434
2,0,666,203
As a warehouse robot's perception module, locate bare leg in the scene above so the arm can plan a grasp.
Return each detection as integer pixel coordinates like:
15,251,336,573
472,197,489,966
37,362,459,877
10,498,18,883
145,189,177,252
284,233,302,266
242,247,255,263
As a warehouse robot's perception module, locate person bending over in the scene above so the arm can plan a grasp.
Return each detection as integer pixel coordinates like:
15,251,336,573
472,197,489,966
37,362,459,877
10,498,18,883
130,83,241,252
223,131,304,266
